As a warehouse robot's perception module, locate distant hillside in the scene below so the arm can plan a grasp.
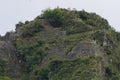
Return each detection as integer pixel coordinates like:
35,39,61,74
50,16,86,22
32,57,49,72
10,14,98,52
0,8,120,80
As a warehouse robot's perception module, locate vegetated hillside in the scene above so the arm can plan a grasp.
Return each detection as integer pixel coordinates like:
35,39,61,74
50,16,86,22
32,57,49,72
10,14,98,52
0,8,120,80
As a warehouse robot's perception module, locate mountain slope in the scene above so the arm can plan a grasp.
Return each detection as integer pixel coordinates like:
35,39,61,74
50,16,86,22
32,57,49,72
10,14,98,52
0,8,120,80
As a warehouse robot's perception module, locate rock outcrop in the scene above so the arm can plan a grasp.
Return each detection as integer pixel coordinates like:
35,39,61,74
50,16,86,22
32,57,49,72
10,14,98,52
0,8,120,80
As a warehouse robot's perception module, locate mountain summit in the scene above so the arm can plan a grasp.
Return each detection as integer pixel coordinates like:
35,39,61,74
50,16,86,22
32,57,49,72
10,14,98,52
0,8,120,80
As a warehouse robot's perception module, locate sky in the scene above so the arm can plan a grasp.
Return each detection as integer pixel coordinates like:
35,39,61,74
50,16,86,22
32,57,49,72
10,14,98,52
0,0,120,36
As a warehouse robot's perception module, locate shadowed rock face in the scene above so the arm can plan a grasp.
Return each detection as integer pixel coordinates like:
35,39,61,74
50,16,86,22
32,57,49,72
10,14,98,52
0,33,21,77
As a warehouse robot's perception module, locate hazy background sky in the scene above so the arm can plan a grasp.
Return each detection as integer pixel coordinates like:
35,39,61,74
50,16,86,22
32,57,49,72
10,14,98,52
0,0,120,36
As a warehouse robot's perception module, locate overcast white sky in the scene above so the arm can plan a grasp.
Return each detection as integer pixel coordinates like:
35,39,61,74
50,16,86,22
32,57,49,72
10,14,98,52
0,0,120,36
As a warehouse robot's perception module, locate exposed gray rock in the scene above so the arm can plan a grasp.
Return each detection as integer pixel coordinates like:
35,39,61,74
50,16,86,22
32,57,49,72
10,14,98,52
0,39,21,77
40,41,100,67
67,41,100,58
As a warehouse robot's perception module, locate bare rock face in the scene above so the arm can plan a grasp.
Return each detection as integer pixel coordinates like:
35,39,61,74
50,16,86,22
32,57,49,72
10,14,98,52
0,40,9,60
0,33,21,78
2,32,17,41
40,41,101,67
66,41,100,59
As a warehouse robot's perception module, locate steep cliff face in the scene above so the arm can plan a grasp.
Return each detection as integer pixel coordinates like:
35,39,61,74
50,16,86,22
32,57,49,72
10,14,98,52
0,8,120,80
0,32,21,79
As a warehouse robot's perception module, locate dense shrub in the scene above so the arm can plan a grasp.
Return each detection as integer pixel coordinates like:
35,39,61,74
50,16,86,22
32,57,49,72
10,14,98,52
27,58,97,80
22,20,43,37
43,8,65,27
0,76,11,80
25,48,45,73
79,10,110,30
0,59,6,75
105,67,113,76
93,31,104,45
16,22,24,27
14,37,46,75
79,10,89,21
116,32,120,41
31,67,49,80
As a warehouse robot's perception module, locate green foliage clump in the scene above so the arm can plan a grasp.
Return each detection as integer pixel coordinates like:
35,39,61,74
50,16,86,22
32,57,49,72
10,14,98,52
20,74,29,80
79,10,110,30
21,19,43,37
28,57,100,80
104,45,112,55
93,31,104,45
0,59,5,75
0,76,12,80
42,8,80,27
42,8,110,35
116,32,120,41
66,23,92,35
16,22,24,27
30,66,49,80
43,8,65,27
14,37,46,76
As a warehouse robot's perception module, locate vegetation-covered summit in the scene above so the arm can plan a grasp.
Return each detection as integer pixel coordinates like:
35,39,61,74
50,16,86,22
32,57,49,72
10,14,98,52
0,8,120,80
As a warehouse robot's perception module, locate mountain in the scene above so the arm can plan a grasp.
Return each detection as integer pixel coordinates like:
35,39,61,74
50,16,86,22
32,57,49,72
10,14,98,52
0,8,120,80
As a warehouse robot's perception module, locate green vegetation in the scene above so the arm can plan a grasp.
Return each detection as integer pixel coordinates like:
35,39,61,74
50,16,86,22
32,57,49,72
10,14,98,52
14,37,46,73
28,57,100,80
93,31,104,45
0,8,120,80
46,58,98,80
0,59,12,80
42,8,110,35
0,59,5,75
21,19,43,37
0,76,11,80
79,10,110,30
43,8,65,27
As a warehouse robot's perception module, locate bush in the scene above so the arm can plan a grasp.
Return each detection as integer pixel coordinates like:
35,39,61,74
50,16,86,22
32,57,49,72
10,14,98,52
79,10,109,30
0,59,6,75
93,31,104,45
105,67,113,76
79,10,88,21
21,74,29,80
22,20,43,37
31,68,49,80
14,37,46,74
0,76,11,80
43,8,65,27
116,32,120,41
16,22,24,27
